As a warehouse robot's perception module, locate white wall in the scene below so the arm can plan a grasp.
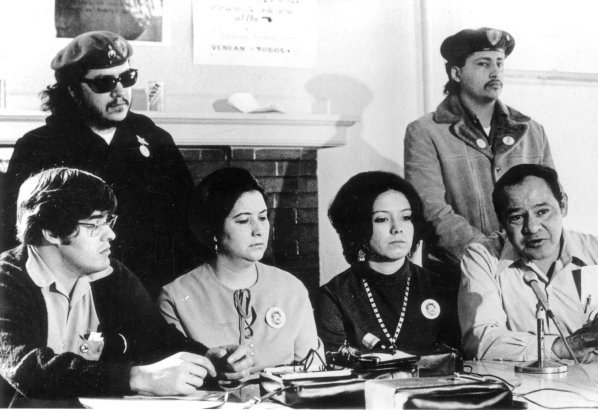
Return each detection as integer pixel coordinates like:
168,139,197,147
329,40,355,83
316,0,423,282
2,0,598,285
0,0,426,284
452,0,598,241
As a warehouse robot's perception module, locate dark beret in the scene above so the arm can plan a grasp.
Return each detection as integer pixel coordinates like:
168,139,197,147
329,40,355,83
441,28,515,62
51,31,133,75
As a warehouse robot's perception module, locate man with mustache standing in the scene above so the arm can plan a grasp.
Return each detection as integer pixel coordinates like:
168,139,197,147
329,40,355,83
2,31,201,299
404,28,554,275
403,28,554,347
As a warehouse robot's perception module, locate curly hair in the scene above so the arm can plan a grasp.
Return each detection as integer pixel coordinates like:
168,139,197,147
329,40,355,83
17,168,117,245
40,66,87,114
328,171,428,265
188,167,267,260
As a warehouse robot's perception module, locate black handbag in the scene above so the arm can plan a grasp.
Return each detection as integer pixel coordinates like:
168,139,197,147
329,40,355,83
365,377,526,409
259,346,419,408
406,344,464,377
329,343,462,377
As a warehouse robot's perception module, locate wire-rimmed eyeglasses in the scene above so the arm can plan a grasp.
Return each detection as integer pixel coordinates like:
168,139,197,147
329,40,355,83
78,215,118,237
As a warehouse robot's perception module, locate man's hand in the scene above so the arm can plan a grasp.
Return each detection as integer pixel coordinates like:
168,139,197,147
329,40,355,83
129,352,217,396
552,324,598,363
206,344,252,380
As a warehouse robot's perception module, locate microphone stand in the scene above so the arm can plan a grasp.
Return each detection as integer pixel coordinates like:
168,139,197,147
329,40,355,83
515,303,568,374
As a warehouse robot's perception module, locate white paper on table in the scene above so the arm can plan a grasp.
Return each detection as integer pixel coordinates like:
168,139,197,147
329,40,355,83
78,398,231,409
360,350,417,363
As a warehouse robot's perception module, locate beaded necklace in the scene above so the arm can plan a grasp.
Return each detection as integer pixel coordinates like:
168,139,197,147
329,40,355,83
362,274,411,349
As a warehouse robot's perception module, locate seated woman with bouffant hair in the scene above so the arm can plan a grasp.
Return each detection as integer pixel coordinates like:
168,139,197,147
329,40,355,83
159,167,322,379
316,171,447,354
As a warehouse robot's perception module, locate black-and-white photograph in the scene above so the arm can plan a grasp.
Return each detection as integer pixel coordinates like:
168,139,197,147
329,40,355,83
55,0,166,43
1,0,598,408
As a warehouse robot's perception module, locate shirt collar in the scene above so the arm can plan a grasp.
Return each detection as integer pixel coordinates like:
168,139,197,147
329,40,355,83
26,245,57,288
496,230,587,277
26,245,113,289
459,97,508,126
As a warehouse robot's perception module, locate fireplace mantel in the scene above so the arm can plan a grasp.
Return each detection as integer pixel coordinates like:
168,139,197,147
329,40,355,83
0,110,359,148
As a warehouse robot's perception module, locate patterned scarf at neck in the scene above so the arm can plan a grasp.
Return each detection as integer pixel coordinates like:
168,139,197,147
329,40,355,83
233,289,256,343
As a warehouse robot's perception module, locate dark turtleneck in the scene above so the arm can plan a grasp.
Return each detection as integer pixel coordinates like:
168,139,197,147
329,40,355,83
316,260,447,354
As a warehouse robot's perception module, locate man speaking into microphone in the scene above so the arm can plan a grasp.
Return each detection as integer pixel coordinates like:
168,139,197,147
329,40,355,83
459,164,598,362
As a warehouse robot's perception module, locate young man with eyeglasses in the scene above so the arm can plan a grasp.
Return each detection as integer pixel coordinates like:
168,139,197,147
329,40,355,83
0,168,251,406
2,31,201,299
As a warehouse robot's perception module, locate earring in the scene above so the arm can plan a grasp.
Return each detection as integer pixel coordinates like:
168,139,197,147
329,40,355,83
214,241,218,253
407,251,412,260
357,249,365,262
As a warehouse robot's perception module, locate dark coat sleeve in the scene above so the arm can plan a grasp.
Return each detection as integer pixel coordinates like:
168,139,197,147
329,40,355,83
0,253,208,400
0,255,133,399
93,259,209,365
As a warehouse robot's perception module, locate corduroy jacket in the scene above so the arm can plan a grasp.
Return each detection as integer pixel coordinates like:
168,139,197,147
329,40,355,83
404,95,554,264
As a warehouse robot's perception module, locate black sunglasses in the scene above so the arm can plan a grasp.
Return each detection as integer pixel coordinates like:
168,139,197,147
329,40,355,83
80,69,138,94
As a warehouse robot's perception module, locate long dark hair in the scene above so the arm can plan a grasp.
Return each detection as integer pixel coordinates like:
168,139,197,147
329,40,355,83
40,83,80,115
40,66,85,115
443,55,468,95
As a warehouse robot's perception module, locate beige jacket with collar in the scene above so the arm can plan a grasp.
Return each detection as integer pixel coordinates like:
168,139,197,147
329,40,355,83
404,94,554,264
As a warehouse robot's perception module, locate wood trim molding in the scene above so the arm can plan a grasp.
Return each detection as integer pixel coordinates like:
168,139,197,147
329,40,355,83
506,69,598,84
0,110,359,148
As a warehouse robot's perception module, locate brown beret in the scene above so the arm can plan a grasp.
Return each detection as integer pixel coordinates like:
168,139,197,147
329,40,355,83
51,31,133,74
441,28,515,62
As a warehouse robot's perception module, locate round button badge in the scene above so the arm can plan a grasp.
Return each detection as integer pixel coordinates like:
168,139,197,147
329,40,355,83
503,136,515,146
476,139,487,149
266,307,286,328
421,299,440,319
139,145,150,157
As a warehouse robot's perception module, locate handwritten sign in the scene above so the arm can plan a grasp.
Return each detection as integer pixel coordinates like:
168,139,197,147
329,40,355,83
193,0,317,67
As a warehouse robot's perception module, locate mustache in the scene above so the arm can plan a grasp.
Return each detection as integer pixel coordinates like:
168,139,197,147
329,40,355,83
107,97,130,108
485,79,503,88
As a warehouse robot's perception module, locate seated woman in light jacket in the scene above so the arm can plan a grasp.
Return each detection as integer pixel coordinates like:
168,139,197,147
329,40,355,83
159,167,321,378
315,171,447,354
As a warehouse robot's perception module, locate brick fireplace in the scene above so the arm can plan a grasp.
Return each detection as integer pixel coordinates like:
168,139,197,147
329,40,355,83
0,110,358,296
182,147,320,295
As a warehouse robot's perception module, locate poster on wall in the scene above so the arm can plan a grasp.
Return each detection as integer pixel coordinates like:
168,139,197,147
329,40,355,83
192,0,317,68
54,0,170,44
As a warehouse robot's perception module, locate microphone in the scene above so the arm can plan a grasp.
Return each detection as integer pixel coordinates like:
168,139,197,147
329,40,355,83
523,271,553,318
517,270,577,371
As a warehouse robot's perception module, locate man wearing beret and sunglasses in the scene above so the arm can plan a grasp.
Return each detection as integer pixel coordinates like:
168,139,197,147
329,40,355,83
2,31,202,300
